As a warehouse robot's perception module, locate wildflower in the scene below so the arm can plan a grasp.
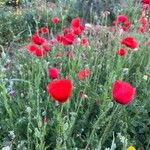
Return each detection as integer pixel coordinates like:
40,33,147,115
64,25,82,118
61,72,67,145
143,0,150,4
143,75,148,80
56,34,64,43
138,17,148,33
9,130,15,139
85,23,93,29
81,38,88,47
47,79,72,103
116,48,126,56
40,27,49,34
121,36,138,49
62,33,75,45
127,146,136,150
116,15,128,23
34,48,46,57
42,42,50,52
48,68,59,79
122,27,128,32
26,44,39,53
112,80,136,105
51,17,60,24
25,44,47,57
77,69,90,80
31,34,46,45
71,17,81,28
50,38,58,45
124,21,131,27
113,15,130,32
71,17,84,35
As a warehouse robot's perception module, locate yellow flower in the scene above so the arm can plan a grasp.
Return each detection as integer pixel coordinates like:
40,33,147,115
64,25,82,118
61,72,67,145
127,146,136,150
16,0,20,5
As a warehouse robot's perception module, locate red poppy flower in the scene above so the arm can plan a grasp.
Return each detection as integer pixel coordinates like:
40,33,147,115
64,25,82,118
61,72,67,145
121,36,138,49
42,42,50,52
62,33,75,45
81,38,88,47
25,44,39,53
143,0,150,4
116,15,128,23
73,27,82,35
34,48,46,57
112,80,136,105
124,21,131,27
117,48,126,56
31,34,46,45
47,79,72,103
51,17,60,24
71,17,84,35
71,17,81,28
56,34,64,43
48,68,59,79
122,27,128,32
77,69,90,80
41,27,49,34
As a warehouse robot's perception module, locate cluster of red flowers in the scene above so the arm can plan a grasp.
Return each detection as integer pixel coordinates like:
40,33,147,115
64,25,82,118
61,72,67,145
24,15,137,105
25,27,50,57
117,36,138,57
44,18,90,103
113,15,131,32
46,68,91,103
138,8,149,33
56,17,88,46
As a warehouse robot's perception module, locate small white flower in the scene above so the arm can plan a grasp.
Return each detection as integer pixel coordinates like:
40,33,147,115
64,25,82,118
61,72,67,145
9,131,15,139
85,23,93,29
143,75,148,81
